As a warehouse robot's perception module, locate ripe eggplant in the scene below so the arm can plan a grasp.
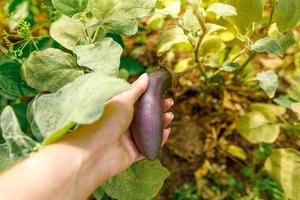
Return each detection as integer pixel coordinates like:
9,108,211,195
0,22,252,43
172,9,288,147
130,69,172,160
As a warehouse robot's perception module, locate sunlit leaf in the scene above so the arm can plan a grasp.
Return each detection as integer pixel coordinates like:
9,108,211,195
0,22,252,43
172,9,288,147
102,160,170,200
33,72,131,144
157,25,189,56
0,106,39,160
73,37,123,75
256,70,279,98
52,0,88,17
22,48,84,92
221,0,264,34
50,15,86,50
90,0,155,35
227,145,247,160
174,58,192,74
199,35,225,56
237,112,280,144
207,2,237,17
251,103,286,122
272,0,300,32
183,7,201,36
155,0,181,17
264,148,300,200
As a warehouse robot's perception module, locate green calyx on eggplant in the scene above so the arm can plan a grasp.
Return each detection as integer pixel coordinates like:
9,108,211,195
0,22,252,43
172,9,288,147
130,69,173,160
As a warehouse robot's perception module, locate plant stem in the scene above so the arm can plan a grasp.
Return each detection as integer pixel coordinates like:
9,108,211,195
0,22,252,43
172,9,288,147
265,0,276,35
233,53,257,80
192,3,208,82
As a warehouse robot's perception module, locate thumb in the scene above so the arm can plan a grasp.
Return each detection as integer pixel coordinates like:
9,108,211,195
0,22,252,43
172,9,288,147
111,73,149,105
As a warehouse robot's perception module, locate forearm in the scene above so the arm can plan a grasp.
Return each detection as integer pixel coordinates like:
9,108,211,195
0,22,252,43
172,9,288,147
0,121,131,200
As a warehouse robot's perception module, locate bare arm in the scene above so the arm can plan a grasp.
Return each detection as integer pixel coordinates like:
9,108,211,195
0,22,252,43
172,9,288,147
0,73,174,200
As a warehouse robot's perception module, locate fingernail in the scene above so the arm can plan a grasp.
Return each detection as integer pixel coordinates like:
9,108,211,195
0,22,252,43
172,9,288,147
167,128,172,133
169,112,174,119
139,73,148,80
168,98,174,106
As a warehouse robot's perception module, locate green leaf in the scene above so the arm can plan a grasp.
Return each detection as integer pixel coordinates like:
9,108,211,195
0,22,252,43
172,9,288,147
50,15,86,50
120,57,145,76
272,0,300,32
268,24,295,52
256,70,279,98
174,58,192,74
27,99,44,142
264,148,300,200
183,7,201,36
199,35,225,56
90,0,155,35
22,48,84,92
227,145,247,160
274,96,296,109
11,103,29,132
0,143,17,172
33,72,131,144
52,0,88,17
0,106,39,160
221,61,238,72
251,103,286,122
155,0,181,17
157,25,189,56
250,37,283,56
73,38,123,75
237,112,280,144
291,103,300,120
207,2,237,17
101,160,170,200
288,76,300,102
0,56,36,97
221,0,264,34
93,187,105,200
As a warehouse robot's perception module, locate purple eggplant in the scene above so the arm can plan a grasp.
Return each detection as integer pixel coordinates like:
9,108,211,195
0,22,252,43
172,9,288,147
130,69,172,160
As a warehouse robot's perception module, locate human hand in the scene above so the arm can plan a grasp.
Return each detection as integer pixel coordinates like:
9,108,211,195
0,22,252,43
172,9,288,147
60,73,174,196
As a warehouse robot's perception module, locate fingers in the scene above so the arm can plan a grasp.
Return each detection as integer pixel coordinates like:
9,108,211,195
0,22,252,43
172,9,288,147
162,98,174,112
163,112,174,128
161,128,171,146
112,73,149,105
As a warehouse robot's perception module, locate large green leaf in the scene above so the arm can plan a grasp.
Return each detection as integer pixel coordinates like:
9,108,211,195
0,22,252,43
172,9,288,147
272,0,300,32
264,148,300,200
237,112,280,144
256,70,279,98
222,0,264,34
22,48,84,92
73,38,123,75
0,56,36,97
0,106,39,160
90,0,155,35
102,160,170,200
50,15,86,50
52,0,88,17
157,25,189,56
207,2,237,17
33,72,131,144
251,103,286,122
183,7,201,36
0,143,17,172
120,57,145,76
